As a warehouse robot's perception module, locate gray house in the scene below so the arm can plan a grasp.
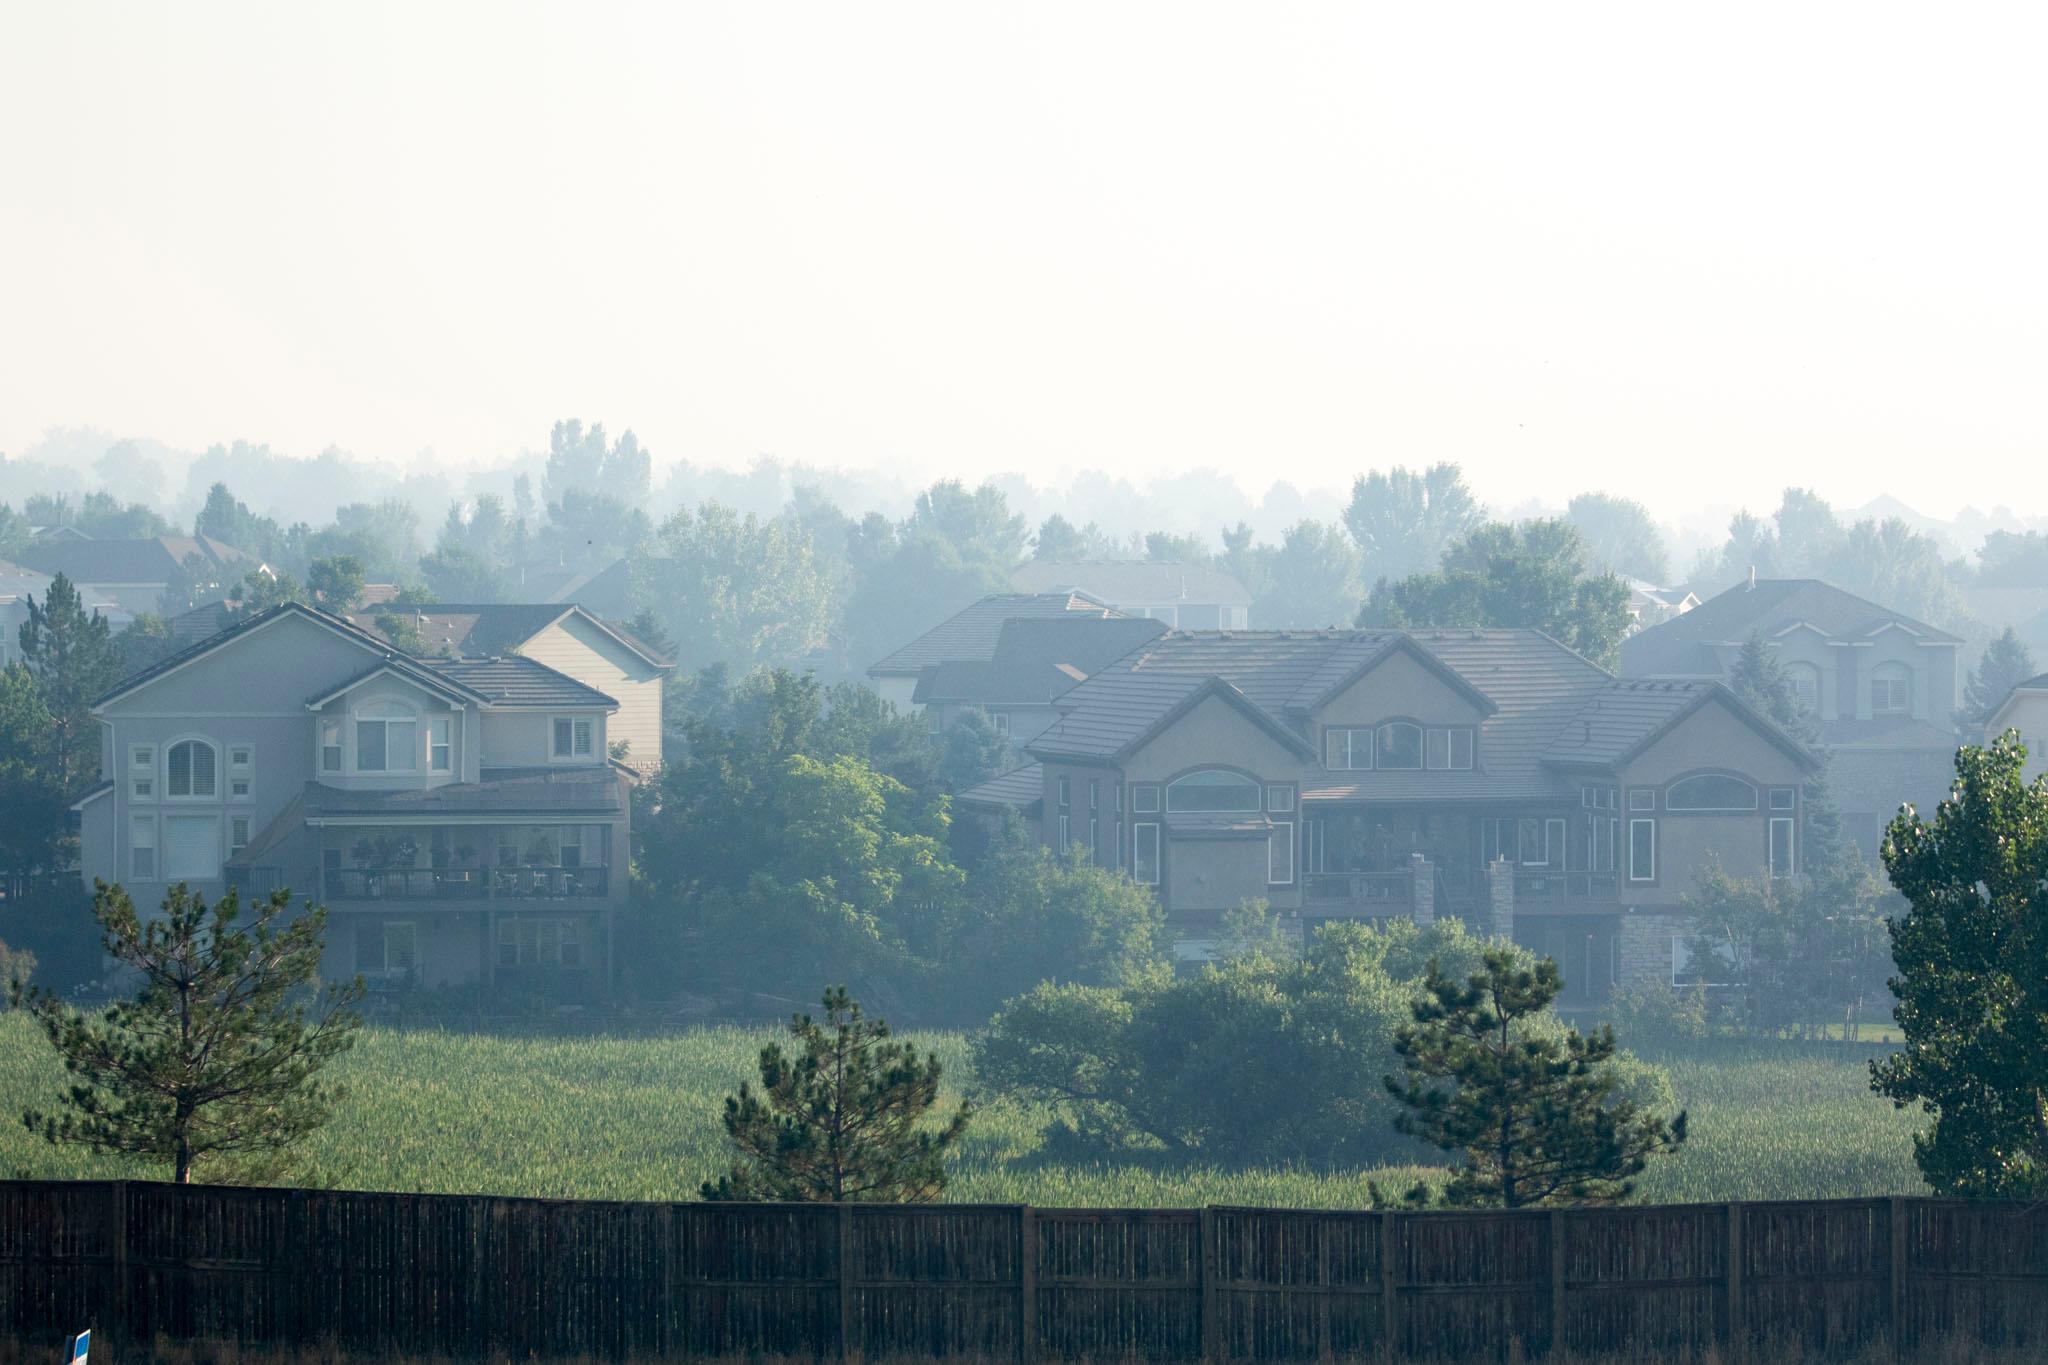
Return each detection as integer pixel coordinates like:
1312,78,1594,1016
912,615,1168,748
76,603,632,998
19,534,256,616
866,590,1123,714
1010,560,1252,629
1622,578,1961,850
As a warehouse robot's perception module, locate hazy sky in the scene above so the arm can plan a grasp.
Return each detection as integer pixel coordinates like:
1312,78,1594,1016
3,2,2043,520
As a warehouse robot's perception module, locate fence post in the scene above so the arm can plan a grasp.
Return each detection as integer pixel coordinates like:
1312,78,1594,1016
838,1203,857,1362
1549,1209,1566,1356
110,1181,130,1356
1018,1206,1036,1364
1317,1214,1333,1362
1380,1211,1398,1358
1199,1208,1219,1364
1889,1197,1907,1346
1724,1203,1743,1348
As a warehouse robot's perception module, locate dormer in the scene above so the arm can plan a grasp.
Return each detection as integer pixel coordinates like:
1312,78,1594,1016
307,664,476,790
1301,637,1497,772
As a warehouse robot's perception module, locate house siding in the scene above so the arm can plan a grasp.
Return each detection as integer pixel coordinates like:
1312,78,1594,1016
517,616,665,771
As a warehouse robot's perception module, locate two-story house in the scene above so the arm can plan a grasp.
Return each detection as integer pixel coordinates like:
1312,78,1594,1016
1984,674,2048,781
74,603,633,998
912,615,1168,749
1622,578,1961,850
19,533,256,616
866,590,1124,714
1010,559,1253,629
959,628,1814,1002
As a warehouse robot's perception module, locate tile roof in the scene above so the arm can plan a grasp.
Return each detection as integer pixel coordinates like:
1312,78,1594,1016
1010,559,1253,607
868,592,1122,676
20,535,252,583
299,766,625,818
1623,579,1961,677
1819,716,1960,751
95,602,416,709
913,616,1169,706
346,602,672,669
425,656,618,709
1541,680,1722,765
955,764,1045,810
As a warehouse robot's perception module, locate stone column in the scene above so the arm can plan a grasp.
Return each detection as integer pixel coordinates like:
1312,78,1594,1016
1487,855,1515,942
1409,852,1434,926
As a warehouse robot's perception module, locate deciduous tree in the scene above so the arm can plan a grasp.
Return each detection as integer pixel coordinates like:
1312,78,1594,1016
1343,463,1482,582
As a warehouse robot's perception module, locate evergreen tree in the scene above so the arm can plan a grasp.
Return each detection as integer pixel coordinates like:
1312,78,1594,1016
1871,736,2048,1198
1385,950,1687,1207
14,882,364,1183
0,665,66,878
1961,626,2036,730
18,572,122,792
937,708,1014,792
703,986,969,1201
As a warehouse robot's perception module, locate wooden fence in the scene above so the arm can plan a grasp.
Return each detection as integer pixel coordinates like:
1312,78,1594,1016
5,1182,2048,1360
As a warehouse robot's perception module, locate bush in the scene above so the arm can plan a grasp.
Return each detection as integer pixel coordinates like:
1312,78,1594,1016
1606,979,1711,1055
0,938,35,1004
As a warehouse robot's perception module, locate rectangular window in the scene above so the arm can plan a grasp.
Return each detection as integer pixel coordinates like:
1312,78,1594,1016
1872,678,1910,714
1089,780,1099,811
553,718,594,758
1089,814,1099,856
1058,776,1071,809
383,921,418,975
320,719,342,773
991,712,1010,735
1449,729,1474,769
1133,822,1160,885
1325,728,1372,771
1517,818,1544,865
132,776,154,800
131,743,156,799
357,721,388,772
1769,787,1796,811
1629,819,1657,882
1426,728,1450,770
430,718,452,772
229,816,250,857
1058,813,1071,852
1268,822,1295,885
1628,788,1656,812
1770,817,1795,879
228,744,252,799
131,744,155,771
130,814,157,880
1133,784,1160,814
1546,818,1567,868
1267,786,1296,813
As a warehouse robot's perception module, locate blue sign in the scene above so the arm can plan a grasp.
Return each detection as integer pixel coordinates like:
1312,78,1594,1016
67,1328,89,1363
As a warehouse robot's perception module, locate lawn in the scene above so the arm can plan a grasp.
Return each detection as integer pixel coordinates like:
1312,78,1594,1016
0,1013,1926,1205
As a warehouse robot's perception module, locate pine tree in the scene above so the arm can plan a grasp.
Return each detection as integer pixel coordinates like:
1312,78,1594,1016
1961,626,2036,730
18,572,122,793
703,986,970,1202
14,882,364,1183
1385,951,1687,1207
1871,735,2048,1197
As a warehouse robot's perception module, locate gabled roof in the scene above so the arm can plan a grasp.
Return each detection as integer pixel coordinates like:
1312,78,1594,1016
913,615,1169,707
19,534,252,583
869,591,1122,677
955,763,1045,811
1009,559,1253,607
1988,673,2048,733
425,656,618,710
345,603,672,670
94,602,428,710
1542,679,1818,770
305,660,488,710
1029,673,1319,763
1623,579,1961,677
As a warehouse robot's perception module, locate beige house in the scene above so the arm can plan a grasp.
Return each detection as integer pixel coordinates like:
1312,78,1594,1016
960,628,1814,1003
1984,675,2048,782
866,591,1123,714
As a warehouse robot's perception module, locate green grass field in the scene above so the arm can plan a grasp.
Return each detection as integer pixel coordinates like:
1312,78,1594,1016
0,1013,1925,1205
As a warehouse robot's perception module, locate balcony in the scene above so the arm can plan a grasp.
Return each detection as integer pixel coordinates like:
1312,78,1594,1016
227,865,610,903
1304,872,1413,908
1512,870,1617,902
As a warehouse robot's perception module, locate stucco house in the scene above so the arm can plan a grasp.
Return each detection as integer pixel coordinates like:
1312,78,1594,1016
74,603,636,998
959,627,1815,1003
18,534,256,616
1622,578,1960,850
1983,675,2048,782
866,590,1124,714
912,615,1168,748
346,604,673,773
1010,560,1253,629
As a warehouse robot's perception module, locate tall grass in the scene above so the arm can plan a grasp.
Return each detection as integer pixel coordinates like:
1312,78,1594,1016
0,1014,1924,1205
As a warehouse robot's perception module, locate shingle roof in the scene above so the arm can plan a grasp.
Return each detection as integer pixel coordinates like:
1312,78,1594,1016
913,616,1169,706
868,592,1122,676
20,535,252,583
1623,579,1961,677
955,764,1045,810
1010,560,1253,607
299,766,624,818
346,602,672,669
425,657,618,709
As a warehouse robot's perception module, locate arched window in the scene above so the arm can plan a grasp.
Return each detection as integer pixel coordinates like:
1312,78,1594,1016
165,739,217,798
1165,770,1263,813
1870,662,1913,716
1666,773,1758,812
355,700,419,773
1785,662,1822,713
1375,721,1423,770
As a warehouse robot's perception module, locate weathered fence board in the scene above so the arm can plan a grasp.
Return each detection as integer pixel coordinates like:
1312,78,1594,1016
8,1182,2048,1361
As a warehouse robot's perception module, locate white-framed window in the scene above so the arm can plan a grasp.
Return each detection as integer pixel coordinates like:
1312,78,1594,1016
1667,774,1758,812
497,917,582,968
1769,787,1796,812
130,744,155,801
1547,818,1567,867
1166,770,1263,813
990,711,1010,736
319,718,343,773
1423,727,1476,770
1133,822,1160,885
229,815,250,858
1787,663,1822,713
1870,665,1913,716
1132,784,1161,814
166,739,217,799
163,813,222,881
1769,817,1795,879
1266,785,1296,813
1325,727,1373,771
1628,788,1656,812
1517,818,1544,866
228,744,253,799
429,717,452,772
1268,822,1295,886
1375,721,1423,770
552,717,594,759
130,814,157,880
356,702,418,773
1629,819,1656,882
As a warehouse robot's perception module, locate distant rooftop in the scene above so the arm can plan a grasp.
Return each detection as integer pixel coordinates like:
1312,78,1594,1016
1010,559,1252,607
